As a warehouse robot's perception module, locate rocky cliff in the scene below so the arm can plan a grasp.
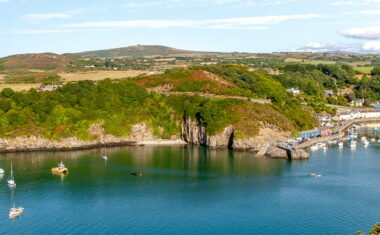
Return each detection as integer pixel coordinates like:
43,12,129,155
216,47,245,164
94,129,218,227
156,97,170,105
180,117,307,159
0,119,307,159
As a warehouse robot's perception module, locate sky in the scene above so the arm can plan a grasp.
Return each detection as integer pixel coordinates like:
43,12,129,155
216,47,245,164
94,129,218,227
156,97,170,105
2,0,380,57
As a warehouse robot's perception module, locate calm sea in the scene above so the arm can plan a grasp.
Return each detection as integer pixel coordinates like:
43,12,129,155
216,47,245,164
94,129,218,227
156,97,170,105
0,128,380,234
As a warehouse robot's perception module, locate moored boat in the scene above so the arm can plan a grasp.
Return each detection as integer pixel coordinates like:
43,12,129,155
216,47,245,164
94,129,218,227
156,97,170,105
7,163,16,187
51,161,68,174
9,207,24,219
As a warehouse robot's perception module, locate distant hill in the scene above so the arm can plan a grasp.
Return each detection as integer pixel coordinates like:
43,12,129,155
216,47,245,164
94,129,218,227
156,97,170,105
1,53,81,69
77,45,244,59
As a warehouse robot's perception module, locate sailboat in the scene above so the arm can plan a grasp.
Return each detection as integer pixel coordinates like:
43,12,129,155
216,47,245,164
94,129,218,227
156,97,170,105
102,146,108,160
9,186,23,219
7,162,16,187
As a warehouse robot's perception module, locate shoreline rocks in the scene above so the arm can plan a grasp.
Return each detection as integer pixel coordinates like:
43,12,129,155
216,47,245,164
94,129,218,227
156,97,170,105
0,120,308,160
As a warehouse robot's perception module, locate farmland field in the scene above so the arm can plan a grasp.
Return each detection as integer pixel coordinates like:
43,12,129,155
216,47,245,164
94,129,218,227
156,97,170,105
354,66,374,74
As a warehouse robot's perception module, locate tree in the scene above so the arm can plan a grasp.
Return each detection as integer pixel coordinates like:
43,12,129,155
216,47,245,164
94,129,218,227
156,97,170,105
371,66,380,76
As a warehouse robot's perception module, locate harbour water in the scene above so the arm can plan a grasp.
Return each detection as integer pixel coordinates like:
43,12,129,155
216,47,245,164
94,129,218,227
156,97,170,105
0,132,380,234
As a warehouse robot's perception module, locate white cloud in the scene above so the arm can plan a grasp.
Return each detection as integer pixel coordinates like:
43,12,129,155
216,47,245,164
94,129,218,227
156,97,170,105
61,14,322,30
362,41,380,51
331,1,354,6
341,26,380,40
25,13,73,22
359,9,380,14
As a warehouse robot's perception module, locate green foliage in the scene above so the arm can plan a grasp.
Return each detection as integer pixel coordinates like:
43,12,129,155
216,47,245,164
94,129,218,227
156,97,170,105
371,66,380,76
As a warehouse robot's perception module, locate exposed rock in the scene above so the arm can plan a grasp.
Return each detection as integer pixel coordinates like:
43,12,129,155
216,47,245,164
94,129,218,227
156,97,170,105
265,146,288,159
181,117,234,148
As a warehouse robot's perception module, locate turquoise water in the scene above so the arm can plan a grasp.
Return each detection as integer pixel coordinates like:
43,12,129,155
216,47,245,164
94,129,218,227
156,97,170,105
0,142,379,234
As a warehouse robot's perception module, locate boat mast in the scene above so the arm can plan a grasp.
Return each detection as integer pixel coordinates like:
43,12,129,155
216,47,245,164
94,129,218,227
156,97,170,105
10,162,13,180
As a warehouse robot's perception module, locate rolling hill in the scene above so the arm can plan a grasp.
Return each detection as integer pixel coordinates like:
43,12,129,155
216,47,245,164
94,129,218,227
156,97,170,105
0,53,81,69
76,45,246,59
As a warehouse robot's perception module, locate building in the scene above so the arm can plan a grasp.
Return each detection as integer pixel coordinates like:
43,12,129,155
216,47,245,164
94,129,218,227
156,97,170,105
317,126,332,136
36,84,63,92
323,90,335,98
349,99,364,107
300,128,320,139
337,111,361,120
314,114,333,127
286,88,301,96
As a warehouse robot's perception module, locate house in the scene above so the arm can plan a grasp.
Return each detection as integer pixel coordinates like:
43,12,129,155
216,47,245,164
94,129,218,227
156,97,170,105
337,111,361,120
349,99,364,107
314,114,333,127
300,128,320,139
317,126,332,136
286,88,301,96
323,90,335,98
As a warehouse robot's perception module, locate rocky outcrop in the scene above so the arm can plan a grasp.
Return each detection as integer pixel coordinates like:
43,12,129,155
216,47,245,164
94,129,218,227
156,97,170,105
180,117,304,159
181,117,234,148
0,119,305,160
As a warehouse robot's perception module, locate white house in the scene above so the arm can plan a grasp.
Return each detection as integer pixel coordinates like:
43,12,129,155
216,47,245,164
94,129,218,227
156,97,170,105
349,99,365,107
286,88,301,95
337,112,361,120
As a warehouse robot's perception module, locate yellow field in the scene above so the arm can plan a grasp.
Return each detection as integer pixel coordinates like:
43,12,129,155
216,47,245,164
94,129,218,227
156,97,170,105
58,70,149,82
284,58,336,64
0,83,38,91
0,70,153,92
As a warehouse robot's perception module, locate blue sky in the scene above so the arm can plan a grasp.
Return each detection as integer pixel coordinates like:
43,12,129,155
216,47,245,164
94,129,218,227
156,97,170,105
2,0,380,57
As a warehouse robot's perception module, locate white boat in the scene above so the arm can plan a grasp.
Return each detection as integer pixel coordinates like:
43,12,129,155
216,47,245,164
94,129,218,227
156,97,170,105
7,163,16,187
361,136,367,141
310,145,319,151
9,207,24,219
363,140,369,147
0,168,4,174
338,142,344,148
350,141,357,148
310,173,322,178
102,147,108,160
371,138,376,142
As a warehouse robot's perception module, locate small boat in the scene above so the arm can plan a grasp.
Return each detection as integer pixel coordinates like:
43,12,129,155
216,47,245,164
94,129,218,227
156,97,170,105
51,161,68,174
101,146,108,160
310,145,319,151
7,163,16,187
363,140,369,146
0,168,4,174
130,171,144,177
361,136,367,141
371,138,376,142
373,128,379,132
9,207,24,219
310,173,322,178
338,142,344,148
350,141,357,148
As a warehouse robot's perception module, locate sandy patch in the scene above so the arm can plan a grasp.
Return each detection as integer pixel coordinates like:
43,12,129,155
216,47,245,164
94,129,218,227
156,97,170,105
58,70,149,82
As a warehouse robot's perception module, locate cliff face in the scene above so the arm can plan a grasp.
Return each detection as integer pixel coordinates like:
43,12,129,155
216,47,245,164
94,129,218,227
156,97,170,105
181,117,234,148
180,117,292,154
